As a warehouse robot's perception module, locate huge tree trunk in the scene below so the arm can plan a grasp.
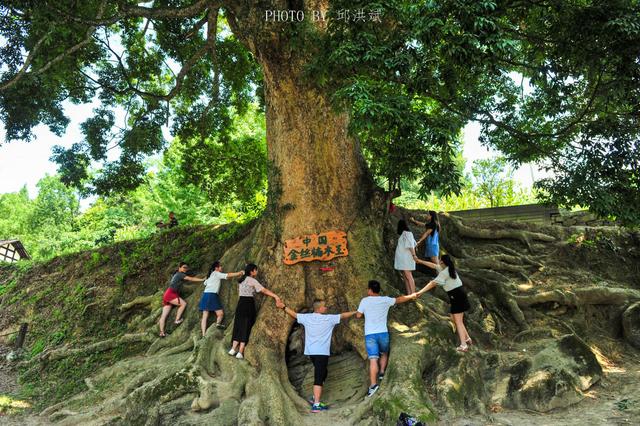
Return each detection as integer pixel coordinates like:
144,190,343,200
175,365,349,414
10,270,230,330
27,4,633,426
224,50,399,423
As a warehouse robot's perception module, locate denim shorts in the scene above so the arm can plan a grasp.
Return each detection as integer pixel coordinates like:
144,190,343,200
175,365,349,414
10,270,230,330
365,332,390,359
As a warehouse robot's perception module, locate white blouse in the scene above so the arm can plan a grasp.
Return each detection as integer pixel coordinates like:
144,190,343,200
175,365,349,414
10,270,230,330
394,231,417,271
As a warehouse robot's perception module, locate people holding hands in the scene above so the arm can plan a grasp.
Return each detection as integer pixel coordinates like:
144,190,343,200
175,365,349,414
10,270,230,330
276,298,356,413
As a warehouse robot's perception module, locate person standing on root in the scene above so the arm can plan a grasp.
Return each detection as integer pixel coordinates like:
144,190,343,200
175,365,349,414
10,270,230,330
394,219,419,294
228,263,281,360
276,299,356,413
159,262,205,337
356,280,421,397
417,254,472,352
411,210,441,265
199,261,245,337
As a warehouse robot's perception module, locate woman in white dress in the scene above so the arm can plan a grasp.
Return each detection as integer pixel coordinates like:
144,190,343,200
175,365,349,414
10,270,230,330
394,219,419,294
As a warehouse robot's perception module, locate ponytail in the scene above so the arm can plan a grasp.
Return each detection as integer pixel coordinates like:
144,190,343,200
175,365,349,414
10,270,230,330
441,254,457,279
239,263,258,283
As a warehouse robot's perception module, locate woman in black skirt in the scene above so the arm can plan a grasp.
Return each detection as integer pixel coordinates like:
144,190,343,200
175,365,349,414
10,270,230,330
228,263,281,359
416,254,472,352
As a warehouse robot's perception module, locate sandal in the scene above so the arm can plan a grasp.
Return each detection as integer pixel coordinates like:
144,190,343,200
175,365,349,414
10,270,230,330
465,338,473,346
174,318,184,325
456,344,469,352
159,332,166,338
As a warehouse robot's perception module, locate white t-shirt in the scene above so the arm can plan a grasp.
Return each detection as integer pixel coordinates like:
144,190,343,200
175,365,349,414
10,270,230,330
357,296,396,336
434,267,463,292
394,231,417,271
296,313,341,356
203,271,228,293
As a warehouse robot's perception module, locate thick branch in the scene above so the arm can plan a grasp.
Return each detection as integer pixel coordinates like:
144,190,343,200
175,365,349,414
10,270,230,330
123,0,211,19
0,2,107,92
45,0,211,26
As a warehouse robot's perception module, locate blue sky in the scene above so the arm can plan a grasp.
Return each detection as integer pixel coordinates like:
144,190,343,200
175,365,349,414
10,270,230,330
0,102,545,197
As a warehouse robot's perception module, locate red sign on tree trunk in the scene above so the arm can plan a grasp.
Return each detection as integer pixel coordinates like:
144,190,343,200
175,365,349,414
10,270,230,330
283,230,348,265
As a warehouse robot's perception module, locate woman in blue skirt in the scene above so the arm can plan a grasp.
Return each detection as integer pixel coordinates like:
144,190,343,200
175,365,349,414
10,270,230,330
199,261,244,337
411,210,441,264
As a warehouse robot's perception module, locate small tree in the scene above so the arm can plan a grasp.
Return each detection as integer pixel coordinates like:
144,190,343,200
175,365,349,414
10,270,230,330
471,157,515,208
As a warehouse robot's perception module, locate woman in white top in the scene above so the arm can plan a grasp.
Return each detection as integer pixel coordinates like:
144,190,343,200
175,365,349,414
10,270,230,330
394,219,419,294
228,263,281,359
198,260,245,337
417,255,472,352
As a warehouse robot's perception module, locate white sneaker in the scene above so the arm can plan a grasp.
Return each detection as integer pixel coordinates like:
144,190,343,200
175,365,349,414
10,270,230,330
228,348,237,356
366,384,379,398
235,352,244,359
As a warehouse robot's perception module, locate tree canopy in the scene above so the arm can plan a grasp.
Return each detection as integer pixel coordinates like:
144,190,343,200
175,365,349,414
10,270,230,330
1,1,638,224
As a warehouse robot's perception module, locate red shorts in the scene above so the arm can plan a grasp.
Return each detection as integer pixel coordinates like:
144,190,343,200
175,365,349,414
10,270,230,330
163,288,180,306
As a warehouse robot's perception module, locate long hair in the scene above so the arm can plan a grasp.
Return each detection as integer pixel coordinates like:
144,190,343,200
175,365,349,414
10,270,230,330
427,210,441,234
397,219,410,235
207,260,221,278
238,263,258,283
441,254,457,279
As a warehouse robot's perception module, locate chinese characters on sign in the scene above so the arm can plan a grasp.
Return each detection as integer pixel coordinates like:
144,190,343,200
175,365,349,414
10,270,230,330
283,230,348,265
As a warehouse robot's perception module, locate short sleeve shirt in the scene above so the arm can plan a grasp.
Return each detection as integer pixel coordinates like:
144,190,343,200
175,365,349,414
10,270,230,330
434,267,463,292
357,296,396,336
238,277,264,297
169,272,187,293
296,313,341,356
203,271,228,293
401,231,417,249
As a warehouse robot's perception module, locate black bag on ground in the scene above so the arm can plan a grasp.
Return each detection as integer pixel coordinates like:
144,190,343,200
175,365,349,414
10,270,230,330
397,412,424,426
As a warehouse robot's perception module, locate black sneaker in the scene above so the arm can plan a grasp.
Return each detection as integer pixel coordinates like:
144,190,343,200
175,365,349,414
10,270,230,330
378,371,385,382
215,323,225,329
366,384,380,398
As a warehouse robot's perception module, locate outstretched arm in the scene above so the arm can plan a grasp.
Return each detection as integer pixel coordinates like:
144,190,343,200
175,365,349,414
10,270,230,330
185,275,205,282
415,258,439,269
417,281,437,295
340,311,356,320
416,228,433,246
395,293,419,304
410,216,426,227
260,287,281,302
276,299,297,319
225,270,245,278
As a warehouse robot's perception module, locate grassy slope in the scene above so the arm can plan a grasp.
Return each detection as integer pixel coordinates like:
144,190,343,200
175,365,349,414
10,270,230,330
0,222,251,408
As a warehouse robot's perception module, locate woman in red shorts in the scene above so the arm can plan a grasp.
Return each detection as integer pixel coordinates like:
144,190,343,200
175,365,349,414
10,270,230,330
159,262,205,337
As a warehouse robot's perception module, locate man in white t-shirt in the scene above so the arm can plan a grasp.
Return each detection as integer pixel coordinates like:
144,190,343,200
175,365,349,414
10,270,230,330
356,280,419,397
276,299,356,413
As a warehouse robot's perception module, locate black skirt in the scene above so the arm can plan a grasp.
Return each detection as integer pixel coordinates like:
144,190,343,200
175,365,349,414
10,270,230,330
232,296,257,343
447,286,470,314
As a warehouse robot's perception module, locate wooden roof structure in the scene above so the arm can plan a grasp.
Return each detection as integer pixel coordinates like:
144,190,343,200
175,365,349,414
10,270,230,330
0,240,31,263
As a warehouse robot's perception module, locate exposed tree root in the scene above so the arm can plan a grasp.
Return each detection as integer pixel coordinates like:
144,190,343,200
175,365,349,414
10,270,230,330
461,268,529,331
444,214,556,252
14,209,638,425
119,293,159,311
515,287,640,308
28,333,154,364
459,254,542,275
